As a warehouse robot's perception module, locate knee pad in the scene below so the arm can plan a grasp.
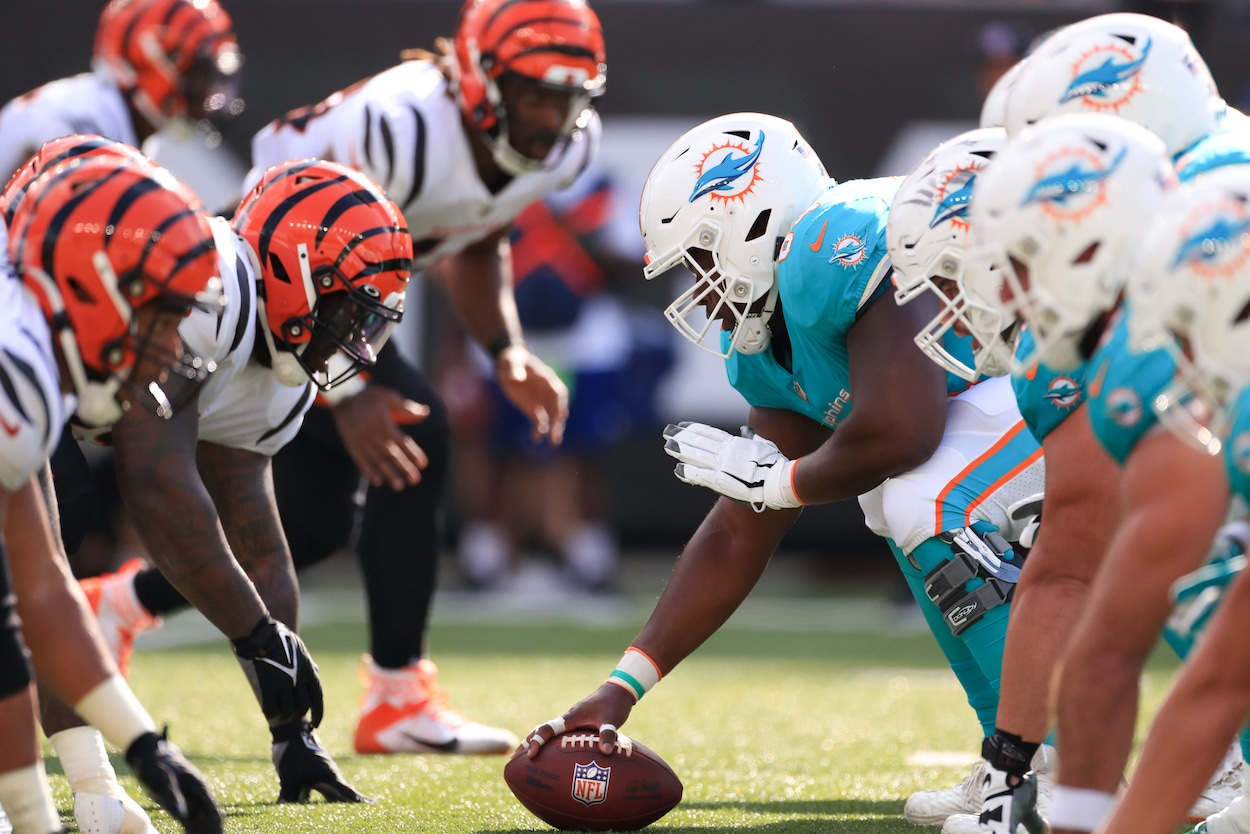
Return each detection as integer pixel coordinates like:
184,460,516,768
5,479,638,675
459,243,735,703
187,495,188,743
924,524,1020,636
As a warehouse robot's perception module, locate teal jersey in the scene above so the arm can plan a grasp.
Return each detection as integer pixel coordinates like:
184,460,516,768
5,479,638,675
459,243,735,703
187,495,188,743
1086,313,1175,465
1224,388,1250,504
726,177,973,428
1010,328,1087,442
1084,128,1250,465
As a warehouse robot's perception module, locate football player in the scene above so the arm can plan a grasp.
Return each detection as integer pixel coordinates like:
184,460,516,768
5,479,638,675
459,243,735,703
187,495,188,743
972,13,1250,834
887,127,1072,834
0,0,242,183
522,113,1044,797
1095,165,1250,834
88,0,604,756
28,154,414,808
0,155,223,833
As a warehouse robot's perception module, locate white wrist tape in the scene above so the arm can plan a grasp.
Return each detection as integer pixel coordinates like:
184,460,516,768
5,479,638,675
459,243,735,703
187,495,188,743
73,675,157,752
1047,786,1116,832
606,647,662,703
764,457,805,508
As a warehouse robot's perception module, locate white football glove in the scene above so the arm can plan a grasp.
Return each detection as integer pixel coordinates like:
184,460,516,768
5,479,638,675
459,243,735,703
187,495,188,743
662,422,804,512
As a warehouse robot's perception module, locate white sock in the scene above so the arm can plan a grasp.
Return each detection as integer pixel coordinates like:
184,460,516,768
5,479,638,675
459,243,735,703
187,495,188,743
72,677,156,753
0,763,61,834
1048,786,1116,831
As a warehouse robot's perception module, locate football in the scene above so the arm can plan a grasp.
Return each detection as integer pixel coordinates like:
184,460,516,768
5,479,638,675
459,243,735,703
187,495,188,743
503,730,683,831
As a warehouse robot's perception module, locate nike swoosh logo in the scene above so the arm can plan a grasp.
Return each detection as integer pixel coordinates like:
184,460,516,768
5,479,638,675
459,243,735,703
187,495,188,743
0,414,19,436
399,732,459,753
1088,361,1109,399
258,634,299,683
809,219,828,252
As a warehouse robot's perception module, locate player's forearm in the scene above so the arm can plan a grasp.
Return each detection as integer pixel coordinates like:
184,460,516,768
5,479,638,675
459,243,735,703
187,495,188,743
440,239,524,350
197,444,300,628
122,478,267,640
633,501,793,673
6,477,114,700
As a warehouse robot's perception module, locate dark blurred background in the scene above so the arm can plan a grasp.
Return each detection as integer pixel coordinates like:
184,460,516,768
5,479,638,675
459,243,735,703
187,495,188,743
4,0,1248,567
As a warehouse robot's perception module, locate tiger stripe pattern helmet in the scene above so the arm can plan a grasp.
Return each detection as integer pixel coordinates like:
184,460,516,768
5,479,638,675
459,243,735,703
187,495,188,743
93,0,243,129
449,0,606,174
232,158,413,391
7,156,222,425
0,134,156,228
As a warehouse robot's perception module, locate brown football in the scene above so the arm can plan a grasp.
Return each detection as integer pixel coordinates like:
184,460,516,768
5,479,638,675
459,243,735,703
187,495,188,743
503,730,682,831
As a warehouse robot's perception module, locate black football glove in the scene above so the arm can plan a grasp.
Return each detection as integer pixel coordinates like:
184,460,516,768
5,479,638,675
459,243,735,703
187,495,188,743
232,615,324,727
125,730,223,834
271,719,371,804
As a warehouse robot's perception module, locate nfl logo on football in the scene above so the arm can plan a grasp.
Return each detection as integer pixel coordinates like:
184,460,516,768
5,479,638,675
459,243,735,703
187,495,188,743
572,761,611,807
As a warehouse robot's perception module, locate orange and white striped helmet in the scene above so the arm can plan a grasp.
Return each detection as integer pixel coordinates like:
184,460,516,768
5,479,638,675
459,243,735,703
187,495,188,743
8,156,222,425
233,159,412,391
448,0,605,174
93,0,243,130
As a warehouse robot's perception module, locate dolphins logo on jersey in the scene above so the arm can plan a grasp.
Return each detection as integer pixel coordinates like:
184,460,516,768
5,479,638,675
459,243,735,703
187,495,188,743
1060,38,1151,112
1023,145,1125,223
690,133,765,204
1232,430,1250,476
830,234,867,268
1171,198,1250,280
931,164,984,232
1044,375,1082,410
1106,386,1143,428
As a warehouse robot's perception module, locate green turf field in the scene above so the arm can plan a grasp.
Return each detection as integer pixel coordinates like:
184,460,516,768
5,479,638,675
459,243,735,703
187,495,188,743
45,578,1186,833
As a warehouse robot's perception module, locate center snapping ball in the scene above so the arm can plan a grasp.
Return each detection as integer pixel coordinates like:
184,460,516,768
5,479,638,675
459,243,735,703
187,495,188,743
504,730,682,831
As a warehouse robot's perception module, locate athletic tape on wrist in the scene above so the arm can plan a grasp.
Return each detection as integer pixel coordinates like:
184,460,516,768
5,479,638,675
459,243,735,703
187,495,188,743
606,647,661,702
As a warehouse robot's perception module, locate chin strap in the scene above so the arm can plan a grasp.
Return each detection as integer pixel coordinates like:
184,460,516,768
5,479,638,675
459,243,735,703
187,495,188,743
254,298,311,388
734,281,780,356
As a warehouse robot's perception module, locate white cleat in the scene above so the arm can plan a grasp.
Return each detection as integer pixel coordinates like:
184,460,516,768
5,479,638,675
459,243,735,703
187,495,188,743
74,791,158,834
906,760,989,826
353,656,518,755
1195,766,1250,834
1190,741,1245,822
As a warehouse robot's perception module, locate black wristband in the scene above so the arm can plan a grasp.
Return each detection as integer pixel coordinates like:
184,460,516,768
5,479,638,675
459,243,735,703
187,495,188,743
487,333,519,360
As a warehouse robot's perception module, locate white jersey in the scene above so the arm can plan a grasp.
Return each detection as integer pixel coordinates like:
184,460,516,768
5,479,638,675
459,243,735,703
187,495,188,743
0,224,67,491
183,217,315,455
0,72,138,182
246,59,599,271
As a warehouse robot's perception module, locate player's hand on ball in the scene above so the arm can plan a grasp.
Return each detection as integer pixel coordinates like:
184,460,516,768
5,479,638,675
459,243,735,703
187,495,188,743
663,422,804,511
523,682,637,759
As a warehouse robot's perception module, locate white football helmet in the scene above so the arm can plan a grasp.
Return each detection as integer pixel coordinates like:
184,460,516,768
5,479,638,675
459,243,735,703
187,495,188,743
967,112,1177,372
1126,166,1250,455
980,61,1025,130
1003,13,1225,157
640,112,830,357
888,127,1012,381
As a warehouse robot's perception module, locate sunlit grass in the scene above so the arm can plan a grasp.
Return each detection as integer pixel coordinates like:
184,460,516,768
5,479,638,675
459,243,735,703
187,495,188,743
44,604,1185,833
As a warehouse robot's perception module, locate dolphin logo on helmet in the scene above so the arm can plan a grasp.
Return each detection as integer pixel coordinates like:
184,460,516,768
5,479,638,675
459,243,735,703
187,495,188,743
1060,38,1151,105
1022,146,1127,211
931,171,978,229
690,134,765,202
1172,214,1250,273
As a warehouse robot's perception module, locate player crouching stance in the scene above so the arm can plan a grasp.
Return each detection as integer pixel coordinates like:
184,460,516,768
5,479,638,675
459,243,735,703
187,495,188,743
0,156,223,832
522,113,1043,809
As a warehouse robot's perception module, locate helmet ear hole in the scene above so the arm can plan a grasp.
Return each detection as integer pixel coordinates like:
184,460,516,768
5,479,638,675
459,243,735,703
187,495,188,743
1072,241,1101,266
267,252,292,284
745,209,771,242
